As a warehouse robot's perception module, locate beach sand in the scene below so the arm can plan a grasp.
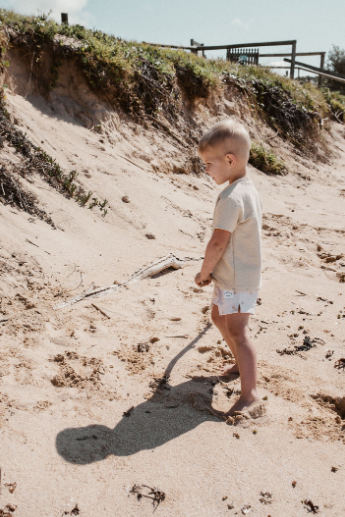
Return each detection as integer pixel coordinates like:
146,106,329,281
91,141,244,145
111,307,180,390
0,84,345,516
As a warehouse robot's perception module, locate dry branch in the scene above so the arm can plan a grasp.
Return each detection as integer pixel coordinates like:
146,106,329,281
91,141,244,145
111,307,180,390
56,253,202,309
91,303,111,319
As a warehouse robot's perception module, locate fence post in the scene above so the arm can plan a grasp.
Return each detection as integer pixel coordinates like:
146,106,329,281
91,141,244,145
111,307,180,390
61,13,69,25
290,40,296,79
190,39,197,55
318,53,325,87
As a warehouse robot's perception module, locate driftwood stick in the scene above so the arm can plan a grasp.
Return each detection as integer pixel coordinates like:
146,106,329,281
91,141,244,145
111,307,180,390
125,253,197,283
56,254,202,309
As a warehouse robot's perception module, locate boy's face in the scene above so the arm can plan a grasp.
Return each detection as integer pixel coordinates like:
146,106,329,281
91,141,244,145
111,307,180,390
199,147,234,185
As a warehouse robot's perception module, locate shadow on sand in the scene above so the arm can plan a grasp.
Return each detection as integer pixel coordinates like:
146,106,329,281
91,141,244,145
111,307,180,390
56,323,229,465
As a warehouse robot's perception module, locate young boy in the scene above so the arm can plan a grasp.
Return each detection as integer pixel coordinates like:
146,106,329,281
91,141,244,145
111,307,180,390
195,119,263,417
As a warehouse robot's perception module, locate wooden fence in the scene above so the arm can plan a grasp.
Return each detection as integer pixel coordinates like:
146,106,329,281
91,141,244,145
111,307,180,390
190,39,205,57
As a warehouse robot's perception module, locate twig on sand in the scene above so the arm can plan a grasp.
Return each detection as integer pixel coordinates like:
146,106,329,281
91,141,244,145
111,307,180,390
334,358,345,371
25,238,51,255
295,290,306,296
90,303,110,319
56,253,203,308
123,406,134,417
276,347,307,360
277,335,324,360
130,484,166,510
303,499,319,514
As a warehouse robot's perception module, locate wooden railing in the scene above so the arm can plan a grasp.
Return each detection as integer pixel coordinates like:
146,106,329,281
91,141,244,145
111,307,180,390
190,39,205,57
284,58,345,85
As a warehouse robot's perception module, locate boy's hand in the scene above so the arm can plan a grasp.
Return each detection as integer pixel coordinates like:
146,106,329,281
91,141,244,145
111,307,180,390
195,272,212,287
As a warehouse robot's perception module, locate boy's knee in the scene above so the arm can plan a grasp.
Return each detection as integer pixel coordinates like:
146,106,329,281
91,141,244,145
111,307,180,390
227,325,249,342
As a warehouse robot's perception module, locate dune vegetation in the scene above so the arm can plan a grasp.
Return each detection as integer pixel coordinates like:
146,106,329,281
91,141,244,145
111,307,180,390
1,9,345,182
1,9,344,134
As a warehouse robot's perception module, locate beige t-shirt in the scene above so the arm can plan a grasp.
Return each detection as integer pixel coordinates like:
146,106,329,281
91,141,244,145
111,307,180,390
211,175,263,291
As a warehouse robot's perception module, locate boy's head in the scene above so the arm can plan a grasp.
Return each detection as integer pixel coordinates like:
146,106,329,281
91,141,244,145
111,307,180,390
198,119,251,185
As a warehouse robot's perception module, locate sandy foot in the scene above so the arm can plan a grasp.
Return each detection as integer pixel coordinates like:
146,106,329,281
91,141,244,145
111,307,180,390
224,395,260,417
221,363,240,375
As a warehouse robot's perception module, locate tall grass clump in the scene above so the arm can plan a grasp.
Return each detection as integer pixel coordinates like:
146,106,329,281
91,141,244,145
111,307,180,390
249,143,288,175
322,88,345,122
0,84,108,219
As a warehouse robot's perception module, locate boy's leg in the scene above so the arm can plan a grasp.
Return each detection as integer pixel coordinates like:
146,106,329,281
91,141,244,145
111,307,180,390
211,304,239,374
224,310,259,416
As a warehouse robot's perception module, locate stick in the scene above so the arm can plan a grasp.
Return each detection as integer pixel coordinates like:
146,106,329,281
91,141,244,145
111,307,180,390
56,254,202,308
25,238,51,255
91,303,110,319
25,238,39,248
116,153,146,171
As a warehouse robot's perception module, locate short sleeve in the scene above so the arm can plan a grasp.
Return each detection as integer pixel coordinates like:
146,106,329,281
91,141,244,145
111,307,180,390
213,198,241,233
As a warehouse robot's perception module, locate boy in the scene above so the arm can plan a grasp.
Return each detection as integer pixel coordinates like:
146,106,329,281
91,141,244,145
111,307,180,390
195,119,263,417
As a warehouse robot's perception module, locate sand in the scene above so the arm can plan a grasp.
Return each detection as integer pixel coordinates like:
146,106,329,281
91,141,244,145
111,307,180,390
0,60,345,516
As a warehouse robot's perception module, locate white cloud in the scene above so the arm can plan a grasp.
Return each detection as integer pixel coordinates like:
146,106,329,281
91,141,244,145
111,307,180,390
231,18,251,30
7,0,93,27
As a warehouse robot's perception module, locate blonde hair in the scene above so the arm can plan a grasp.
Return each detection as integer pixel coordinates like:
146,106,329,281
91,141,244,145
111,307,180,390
198,119,251,162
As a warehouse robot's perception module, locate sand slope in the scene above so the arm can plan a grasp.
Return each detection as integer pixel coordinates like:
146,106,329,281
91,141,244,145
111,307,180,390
0,85,345,516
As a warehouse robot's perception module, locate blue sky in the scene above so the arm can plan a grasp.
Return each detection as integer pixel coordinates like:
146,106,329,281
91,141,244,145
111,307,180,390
3,0,345,74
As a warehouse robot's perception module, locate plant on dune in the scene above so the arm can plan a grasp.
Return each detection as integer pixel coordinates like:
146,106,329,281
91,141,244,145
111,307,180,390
322,88,345,122
0,11,325,109
249,143,288,175
0,85,108,221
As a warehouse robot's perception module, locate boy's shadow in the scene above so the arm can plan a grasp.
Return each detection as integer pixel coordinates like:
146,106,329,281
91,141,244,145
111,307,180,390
56,323,231,465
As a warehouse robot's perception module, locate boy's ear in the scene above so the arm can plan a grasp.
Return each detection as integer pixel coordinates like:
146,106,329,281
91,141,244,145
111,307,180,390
225,153,236,168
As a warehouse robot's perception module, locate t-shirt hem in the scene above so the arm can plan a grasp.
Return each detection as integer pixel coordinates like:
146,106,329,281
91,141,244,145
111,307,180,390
214,280,262,292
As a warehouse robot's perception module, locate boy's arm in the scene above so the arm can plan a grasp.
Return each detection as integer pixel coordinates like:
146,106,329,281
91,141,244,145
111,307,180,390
195,229,231,287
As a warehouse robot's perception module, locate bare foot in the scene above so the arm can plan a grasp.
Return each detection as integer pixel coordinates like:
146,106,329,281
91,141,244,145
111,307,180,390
220,363,239,376
224,394,260,417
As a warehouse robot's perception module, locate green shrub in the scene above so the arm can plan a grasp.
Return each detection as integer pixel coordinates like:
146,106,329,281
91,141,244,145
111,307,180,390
322,88,345,121
0,85,108,219
249,143,288,175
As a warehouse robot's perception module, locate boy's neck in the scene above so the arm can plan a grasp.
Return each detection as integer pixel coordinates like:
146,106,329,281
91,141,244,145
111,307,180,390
228,165,248,185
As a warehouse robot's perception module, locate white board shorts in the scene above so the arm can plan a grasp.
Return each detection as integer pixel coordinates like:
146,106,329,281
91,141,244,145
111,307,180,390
212,285,258,316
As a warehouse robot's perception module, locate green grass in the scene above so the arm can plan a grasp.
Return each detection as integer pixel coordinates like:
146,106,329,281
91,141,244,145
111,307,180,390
322,88,345,121
249,143,288,175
